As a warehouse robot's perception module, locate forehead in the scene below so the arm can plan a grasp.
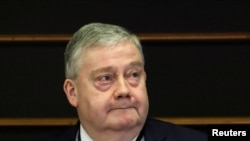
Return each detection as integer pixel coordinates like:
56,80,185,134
83,41,142,59
90,61,143,76
80,41,143,68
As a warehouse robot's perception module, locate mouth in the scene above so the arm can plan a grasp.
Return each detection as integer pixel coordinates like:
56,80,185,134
109,106,135,112
108,101,137,113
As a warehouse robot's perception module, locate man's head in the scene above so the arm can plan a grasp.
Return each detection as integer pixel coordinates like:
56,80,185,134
63,23,149,139
64,23,144,80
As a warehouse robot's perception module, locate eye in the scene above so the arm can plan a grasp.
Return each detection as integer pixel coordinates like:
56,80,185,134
127,71,141,86
94,74,114,91
128,70,142,81
131,72,139,78
98,75,113,82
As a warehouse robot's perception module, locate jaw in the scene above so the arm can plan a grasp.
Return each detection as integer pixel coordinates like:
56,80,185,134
104,108,143,130
79,108,146,141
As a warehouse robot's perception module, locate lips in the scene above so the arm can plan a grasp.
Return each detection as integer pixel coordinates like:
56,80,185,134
112,106,134,110
108,101,137,112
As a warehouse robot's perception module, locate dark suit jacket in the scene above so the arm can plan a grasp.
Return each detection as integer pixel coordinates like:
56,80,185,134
43,117,207,141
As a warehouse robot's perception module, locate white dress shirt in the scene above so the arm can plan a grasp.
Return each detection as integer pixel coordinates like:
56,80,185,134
77,124,144,141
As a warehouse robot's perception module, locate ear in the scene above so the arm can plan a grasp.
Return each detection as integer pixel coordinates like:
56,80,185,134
63,79,79,107
144,71,147,81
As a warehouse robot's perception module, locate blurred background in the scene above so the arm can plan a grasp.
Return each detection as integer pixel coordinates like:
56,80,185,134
0,0,250,140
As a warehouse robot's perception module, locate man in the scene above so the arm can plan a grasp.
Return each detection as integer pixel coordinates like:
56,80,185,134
44,23,207,141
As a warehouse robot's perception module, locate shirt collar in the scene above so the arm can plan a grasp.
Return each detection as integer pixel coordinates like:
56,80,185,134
79,124,144,141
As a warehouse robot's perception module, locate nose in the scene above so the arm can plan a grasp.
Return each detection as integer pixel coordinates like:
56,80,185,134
114,77,130,99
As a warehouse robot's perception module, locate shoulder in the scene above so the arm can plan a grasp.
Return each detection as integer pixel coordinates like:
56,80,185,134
41,122,79,141
144,118,207,141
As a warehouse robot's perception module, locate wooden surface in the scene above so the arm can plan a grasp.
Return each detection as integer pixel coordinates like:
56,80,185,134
0,33,249,42
1,117,250,126
156,117,250,125
0,118,77,126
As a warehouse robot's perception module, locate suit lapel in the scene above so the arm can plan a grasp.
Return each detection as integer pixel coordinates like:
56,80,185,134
143,118,168,141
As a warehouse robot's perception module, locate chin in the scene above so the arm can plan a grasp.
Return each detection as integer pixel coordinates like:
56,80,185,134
106,109,145,130
109,117,142,130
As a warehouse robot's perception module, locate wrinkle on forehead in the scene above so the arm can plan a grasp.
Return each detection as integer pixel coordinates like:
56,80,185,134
79,41,144,75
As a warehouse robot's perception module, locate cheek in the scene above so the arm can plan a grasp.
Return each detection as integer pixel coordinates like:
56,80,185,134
140,92,149,109
138,91,149,118
78,96,110,122
76,75,113,119
87,94,111,115
77,88,105,115
132,86,149,109
140,87,149,109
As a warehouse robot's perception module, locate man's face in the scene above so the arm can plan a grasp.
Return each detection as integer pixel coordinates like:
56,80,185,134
73,41,148,131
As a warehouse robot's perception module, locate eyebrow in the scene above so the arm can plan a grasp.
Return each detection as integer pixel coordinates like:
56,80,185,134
91,66,113,77
129,61,144,68
91,61,144,77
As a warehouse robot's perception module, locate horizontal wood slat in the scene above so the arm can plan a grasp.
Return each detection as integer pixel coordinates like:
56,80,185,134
137,32,250,41
1,117,250,126
0,33,249,42
156,117,250,125
0,118,77,126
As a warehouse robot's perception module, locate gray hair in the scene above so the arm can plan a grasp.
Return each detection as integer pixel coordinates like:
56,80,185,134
64,23,144,79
